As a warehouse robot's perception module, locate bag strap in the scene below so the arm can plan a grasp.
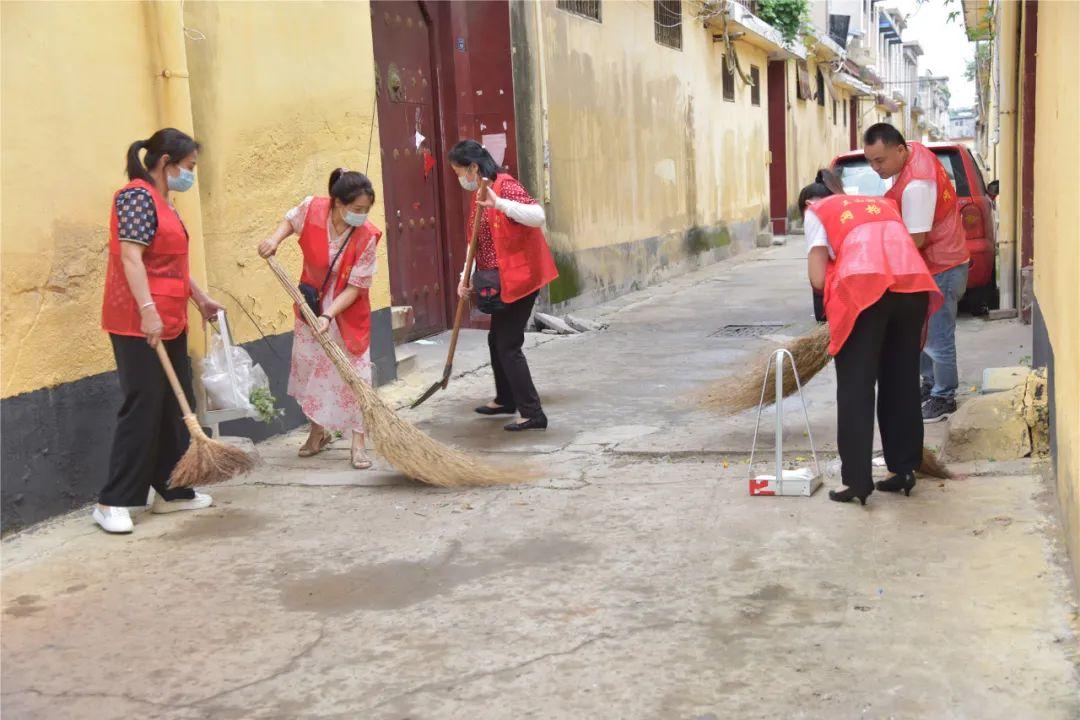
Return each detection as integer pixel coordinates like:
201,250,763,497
320,229,354,297
216,309,245,408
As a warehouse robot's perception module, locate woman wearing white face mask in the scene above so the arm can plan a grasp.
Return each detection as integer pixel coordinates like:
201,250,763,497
259,169,383,469
448,140,558,431
96,128,225,534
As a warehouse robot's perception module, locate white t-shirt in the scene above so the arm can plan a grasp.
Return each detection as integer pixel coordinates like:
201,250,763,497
884,177,936,233
804,209,834,259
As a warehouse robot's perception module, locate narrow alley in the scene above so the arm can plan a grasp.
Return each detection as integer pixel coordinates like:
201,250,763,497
3,242,1076,719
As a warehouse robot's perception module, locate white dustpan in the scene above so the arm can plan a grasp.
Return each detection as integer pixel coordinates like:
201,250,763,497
747,348,823,497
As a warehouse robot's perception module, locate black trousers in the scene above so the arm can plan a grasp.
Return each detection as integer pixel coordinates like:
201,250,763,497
833,291,929,495
488,291,543,418
99,333,197,506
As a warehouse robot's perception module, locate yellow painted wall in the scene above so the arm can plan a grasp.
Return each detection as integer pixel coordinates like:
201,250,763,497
1030,0,1080,583
183,0,390,344
786,58,856,209
1,1,162,397
535,1,770,263
0,0,387,398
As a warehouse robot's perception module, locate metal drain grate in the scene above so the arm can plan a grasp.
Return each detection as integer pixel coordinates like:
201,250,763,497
711,323,787,338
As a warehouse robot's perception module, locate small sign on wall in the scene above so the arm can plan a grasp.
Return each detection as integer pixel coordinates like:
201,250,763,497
456,37,467,52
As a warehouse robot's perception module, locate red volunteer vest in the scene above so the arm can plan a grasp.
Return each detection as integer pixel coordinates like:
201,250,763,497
471,174,559,303
814,195,943,356
102,179,190,339
296,196,381,356
884,141,970,275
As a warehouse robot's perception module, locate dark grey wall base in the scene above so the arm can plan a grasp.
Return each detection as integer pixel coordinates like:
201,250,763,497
543,219,760,314
1,310,397,533
1032,297,1056,475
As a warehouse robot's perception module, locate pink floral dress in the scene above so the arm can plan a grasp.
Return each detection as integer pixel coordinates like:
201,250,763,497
285,196,377,434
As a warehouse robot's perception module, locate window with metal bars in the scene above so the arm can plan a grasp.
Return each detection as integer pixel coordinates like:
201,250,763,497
654,0,682,50
833,98,837,124
722,57,735,101
816,68,826,107
750,65,761,106
556,0,601,23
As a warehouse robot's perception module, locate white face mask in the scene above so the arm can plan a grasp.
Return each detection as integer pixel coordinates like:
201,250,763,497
458,170,479,192
343,211,368,227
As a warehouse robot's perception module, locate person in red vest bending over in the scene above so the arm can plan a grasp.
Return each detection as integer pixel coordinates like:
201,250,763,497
801,176,943,506
259,170,382,470
449,140,559,432
97,128,225,534
863,124,970,423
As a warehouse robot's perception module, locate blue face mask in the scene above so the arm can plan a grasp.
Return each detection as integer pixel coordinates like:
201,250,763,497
167,167,195,192
343,210,368,227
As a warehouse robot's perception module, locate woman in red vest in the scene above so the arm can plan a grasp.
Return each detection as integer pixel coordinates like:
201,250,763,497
800,176,942,506
449,140,559,431
259,169,381,469
97,128,224,534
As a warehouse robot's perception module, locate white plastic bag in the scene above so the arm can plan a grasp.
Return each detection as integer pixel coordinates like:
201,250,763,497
200,310,268,416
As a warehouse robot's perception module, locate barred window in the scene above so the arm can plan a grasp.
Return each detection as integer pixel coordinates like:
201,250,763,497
750,65,761,106
556,0,601,22
722,57,735,102
816,68,826,107
654,0,682,50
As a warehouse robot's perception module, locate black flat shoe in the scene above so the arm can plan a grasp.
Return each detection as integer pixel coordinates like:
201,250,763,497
475,404,517,416
828,486,871,506
875,471,916,496
505,414,548,431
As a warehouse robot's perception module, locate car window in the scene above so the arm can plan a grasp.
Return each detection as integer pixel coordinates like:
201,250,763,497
930,149,971,197
834,158,887,196
964,148,988,194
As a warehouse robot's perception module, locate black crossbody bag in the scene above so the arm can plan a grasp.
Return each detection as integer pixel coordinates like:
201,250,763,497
471,268,506,315
299,232,353,320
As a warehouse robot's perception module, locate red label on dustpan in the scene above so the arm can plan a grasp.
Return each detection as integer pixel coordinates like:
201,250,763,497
749,478,776,496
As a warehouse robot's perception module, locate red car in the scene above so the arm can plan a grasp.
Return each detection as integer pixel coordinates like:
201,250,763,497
829,143,999,314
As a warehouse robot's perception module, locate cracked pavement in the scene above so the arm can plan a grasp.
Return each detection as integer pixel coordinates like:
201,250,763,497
3,242,1078,719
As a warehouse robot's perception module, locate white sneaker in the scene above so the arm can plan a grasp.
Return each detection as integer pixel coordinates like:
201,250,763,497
93,506,134,534
151,491,213,514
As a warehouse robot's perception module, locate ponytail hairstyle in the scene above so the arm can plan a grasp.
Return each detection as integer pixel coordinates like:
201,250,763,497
328,168,376,205
125,128,200,182
448,139,499,180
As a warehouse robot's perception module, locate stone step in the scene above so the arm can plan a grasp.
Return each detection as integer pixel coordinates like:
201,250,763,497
395,348,419,377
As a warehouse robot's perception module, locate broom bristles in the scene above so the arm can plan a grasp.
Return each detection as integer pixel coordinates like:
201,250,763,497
169,415,256,488
266,257,519,487
700,323,832,414
918,446,951,479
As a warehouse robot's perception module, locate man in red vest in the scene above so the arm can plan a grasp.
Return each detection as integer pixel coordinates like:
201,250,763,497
863,124,971,423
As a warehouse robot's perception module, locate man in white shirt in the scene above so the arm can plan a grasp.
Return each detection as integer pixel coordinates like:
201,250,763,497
864,124,971,423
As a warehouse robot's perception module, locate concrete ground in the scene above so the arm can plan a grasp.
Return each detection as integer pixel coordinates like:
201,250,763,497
3,242,1077,720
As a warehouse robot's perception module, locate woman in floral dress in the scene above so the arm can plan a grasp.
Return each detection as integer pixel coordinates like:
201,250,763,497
258,169,381,469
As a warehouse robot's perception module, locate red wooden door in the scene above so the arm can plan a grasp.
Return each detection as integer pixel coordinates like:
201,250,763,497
767,60,789,235
372,1,446,339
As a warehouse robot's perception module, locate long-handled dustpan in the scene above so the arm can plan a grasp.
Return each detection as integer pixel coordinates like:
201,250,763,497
411,179,489,409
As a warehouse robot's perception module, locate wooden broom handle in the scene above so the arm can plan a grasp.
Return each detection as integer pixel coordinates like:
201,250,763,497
443,179,490,367
155,341,195,417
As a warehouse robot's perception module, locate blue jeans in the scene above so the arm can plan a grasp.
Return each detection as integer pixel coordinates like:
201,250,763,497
921,263,969,399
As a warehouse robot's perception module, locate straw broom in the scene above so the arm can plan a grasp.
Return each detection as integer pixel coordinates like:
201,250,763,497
156,343,255,488
265,256,518,487
699,323,950,479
